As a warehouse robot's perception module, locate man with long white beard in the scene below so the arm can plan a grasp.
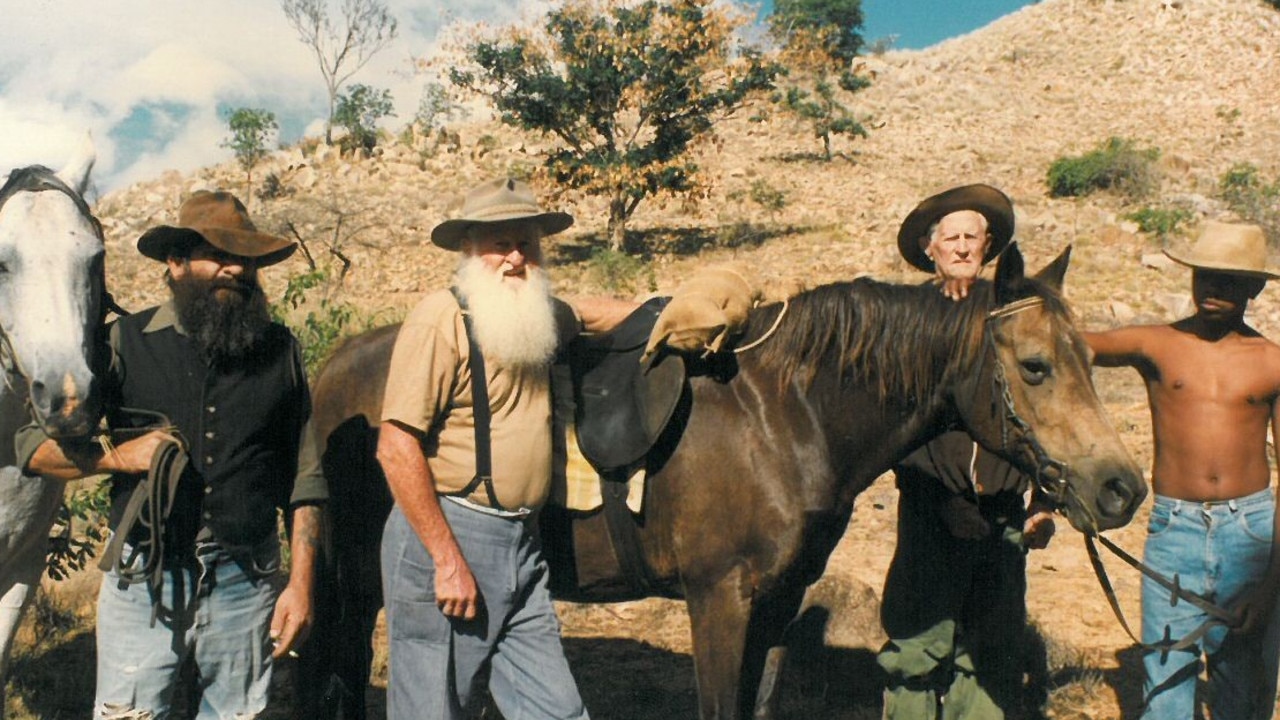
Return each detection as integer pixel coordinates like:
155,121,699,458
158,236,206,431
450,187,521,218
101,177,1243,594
19,190,325,718
377,178,634,720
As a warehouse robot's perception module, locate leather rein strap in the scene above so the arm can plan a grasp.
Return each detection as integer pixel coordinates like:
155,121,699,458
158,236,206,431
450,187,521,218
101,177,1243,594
1084,532,1238,654
97,418,188,626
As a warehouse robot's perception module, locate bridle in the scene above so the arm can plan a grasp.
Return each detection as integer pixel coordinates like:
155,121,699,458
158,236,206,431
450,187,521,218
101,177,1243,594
983,296,1072,505
985,294,1238,652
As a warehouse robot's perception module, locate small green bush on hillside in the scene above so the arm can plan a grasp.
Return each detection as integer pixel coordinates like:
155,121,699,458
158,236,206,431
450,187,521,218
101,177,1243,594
1219,162,1280,246
1046,137,1159,199
1125,206,1193,239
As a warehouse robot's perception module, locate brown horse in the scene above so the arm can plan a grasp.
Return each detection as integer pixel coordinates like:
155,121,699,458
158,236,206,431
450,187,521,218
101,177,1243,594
298,245,1146,720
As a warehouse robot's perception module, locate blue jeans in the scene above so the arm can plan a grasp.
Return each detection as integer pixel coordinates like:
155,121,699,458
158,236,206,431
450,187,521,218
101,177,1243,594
1141,489,1280,720
381,501,589,720
95,539,280,719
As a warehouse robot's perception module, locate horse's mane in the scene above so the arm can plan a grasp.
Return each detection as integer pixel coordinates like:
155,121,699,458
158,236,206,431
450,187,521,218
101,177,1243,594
744,273,1071,403
0,164,94,221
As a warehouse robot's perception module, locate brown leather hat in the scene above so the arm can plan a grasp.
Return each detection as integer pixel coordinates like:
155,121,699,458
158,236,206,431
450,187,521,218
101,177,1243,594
897,184,1015,272
137,191,296,265
431,178,574,250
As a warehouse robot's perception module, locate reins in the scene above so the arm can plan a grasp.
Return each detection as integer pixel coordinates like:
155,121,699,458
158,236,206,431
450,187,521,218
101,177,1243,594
1083,526,1239,654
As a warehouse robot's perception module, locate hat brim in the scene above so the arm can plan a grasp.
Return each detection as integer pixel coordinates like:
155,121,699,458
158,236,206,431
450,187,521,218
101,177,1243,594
897,185,1015,272
1162,248,1280,280
431,211,574,250
138,226,297,266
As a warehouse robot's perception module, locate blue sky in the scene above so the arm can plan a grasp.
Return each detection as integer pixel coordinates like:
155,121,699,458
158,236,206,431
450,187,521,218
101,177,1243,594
0,0,1033,193
860,0,1036,49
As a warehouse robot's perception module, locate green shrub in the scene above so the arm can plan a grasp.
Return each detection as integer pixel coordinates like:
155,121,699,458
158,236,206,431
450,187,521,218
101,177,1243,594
1219,162,1280,244
1046,137,1159,199
749,179,788,216
334,84,395,154
46,479,111,580
1125,206,1193,239
271,268,379,377
585,247,654,295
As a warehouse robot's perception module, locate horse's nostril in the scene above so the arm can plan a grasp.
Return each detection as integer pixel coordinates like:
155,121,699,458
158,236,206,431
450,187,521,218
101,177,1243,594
1099,476,1136,517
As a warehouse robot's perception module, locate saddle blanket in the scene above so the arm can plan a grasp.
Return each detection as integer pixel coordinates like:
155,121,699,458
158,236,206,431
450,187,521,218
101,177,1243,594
553,423,644,513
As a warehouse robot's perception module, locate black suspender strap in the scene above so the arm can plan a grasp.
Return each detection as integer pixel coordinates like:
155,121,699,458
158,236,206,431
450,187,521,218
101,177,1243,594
445,288,505,511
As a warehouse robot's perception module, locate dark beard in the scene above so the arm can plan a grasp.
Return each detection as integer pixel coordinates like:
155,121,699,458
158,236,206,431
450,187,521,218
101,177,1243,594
169,274,272,367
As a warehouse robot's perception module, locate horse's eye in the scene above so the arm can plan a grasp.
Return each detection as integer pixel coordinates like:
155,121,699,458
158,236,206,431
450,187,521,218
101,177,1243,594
1019,358,1051,385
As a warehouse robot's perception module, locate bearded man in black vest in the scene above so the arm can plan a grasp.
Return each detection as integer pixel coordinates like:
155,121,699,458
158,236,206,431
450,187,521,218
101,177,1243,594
20,191,326,719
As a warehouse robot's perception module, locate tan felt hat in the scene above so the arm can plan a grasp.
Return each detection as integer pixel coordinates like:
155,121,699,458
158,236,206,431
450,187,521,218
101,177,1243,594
431,178,574,250
1163,221,1278,279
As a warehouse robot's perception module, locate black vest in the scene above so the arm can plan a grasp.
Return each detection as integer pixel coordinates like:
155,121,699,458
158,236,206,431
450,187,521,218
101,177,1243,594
107,307,308,555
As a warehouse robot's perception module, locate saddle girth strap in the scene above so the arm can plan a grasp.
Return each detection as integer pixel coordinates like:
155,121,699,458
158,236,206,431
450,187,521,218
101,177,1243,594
444,288,505,512
98,438,189,627
599,470,659,597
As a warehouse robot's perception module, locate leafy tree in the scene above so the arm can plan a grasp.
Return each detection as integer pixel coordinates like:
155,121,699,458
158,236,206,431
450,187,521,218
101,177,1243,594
769,0,864,65
281,0,398,145
334,83,395,153
768,0,870,161
413,81,464,134
450,0,780,252
221,107,278,198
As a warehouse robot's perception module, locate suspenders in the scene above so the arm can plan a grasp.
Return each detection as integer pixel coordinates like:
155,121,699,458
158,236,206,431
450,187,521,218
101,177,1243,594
443,288,506,511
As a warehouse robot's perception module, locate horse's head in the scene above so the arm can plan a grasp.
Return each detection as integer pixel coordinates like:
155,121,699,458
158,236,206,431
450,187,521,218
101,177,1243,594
954,244,1146,533
0,139,106,438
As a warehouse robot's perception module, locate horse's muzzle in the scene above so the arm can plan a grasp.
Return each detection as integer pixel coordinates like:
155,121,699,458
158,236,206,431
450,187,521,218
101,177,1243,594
1064,459,1147,534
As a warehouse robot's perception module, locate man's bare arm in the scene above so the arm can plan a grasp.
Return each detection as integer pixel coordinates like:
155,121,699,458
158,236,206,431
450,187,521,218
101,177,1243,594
1082,327,1154,368
271,503,322,657
377,420,480,620
567,296,640,334
26,431,177,480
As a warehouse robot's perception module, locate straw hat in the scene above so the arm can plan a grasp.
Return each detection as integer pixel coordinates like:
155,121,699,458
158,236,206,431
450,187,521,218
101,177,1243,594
1163,221,1278,279
431,178,574,250
897,184,1015,272
137,191,296,266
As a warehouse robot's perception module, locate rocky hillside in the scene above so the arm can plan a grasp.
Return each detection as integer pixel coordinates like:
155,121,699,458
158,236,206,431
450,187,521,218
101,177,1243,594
94,0,1280,338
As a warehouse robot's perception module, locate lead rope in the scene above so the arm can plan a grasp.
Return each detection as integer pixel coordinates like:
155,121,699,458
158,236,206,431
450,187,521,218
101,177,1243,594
96,410,185,627
734,299,789,354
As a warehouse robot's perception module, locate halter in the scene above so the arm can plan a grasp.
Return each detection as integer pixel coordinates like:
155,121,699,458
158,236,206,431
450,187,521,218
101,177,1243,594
983,296,1071,504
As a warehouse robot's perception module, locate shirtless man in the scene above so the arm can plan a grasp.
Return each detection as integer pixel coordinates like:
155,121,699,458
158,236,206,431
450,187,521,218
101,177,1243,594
1085,220,1280,720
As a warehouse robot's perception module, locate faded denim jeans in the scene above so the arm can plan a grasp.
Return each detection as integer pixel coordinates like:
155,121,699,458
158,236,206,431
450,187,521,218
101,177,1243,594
381,500,589,720
95,538,280,720
1141,488,1280,720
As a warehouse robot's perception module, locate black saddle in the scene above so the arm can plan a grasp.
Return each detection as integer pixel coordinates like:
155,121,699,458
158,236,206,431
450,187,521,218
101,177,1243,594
568,297,685,474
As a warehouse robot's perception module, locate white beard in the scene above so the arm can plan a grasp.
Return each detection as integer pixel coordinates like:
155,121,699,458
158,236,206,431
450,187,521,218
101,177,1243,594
454,256,559,368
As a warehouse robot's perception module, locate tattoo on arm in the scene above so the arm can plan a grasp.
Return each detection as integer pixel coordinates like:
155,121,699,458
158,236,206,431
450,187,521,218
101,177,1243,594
292,504,321,552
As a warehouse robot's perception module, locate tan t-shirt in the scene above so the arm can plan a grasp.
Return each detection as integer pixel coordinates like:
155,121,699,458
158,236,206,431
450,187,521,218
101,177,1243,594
381,289,579,510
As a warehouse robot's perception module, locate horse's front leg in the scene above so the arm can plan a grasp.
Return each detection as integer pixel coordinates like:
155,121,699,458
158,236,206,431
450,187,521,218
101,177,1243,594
687,566,755,720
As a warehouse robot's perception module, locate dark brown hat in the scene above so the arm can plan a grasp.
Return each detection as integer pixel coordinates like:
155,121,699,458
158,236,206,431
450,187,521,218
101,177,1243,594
431,178,574,250
137,191,296,266
897,184,1015,272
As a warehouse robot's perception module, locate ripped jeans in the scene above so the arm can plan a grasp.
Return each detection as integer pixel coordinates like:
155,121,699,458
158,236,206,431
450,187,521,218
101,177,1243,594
94,538,280,720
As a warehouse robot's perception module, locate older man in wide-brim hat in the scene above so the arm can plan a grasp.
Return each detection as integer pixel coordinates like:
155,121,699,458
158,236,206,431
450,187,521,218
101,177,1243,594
377,177,640,720
1086,220,1280,720
878,184,1056,720
19,189,327,718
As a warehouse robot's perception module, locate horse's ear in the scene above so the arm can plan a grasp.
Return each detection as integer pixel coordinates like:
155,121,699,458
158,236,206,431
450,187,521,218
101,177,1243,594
993,241,1025,305
1033,245,1072,292
56,133,96,197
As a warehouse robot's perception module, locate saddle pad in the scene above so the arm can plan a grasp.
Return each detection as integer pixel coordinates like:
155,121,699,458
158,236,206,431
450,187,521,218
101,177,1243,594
569,297,686,472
